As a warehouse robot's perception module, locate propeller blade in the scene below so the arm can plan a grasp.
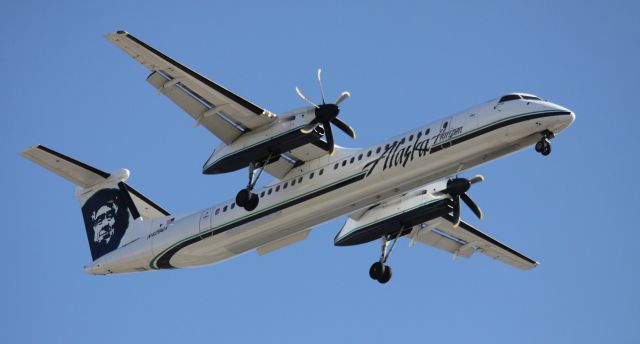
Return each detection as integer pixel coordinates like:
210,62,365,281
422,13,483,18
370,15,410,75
331,117,357,139
452,195,461,227
300,117,320,134
469,175,485,184
335,91,350,105
317,68,326,104
324,121,335,155
460,192,483,220
295,86,319,108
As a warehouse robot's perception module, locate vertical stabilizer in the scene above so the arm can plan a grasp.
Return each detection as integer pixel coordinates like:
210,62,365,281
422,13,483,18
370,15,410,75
21,145,170,261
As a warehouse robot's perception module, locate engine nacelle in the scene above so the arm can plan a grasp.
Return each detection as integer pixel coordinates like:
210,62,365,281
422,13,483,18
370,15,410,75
334,183,452,246
202,108,323,174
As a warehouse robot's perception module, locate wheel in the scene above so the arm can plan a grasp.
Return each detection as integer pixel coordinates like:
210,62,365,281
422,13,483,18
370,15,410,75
535,140,544,153
541,141,552,156
244,192,259,211
236,189,250,207
369,262,384,280
377,265,392,284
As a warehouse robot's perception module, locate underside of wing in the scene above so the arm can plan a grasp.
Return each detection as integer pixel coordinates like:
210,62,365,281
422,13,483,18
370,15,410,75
263,143,331,179
21,145,170,220
414,215,539,270
106,31,276,144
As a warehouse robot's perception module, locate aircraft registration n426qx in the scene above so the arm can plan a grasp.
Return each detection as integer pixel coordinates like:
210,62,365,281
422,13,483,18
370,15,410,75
22,31,575,284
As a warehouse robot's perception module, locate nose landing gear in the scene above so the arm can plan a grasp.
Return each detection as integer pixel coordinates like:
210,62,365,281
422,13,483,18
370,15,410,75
535,130,554,156
369,234,400,284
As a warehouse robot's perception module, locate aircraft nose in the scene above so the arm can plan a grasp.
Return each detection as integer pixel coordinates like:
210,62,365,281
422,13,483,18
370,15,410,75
545,102,575,133
567,111,576,126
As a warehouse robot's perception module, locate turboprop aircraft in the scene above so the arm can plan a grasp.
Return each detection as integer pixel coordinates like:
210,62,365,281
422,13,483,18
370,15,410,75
21,31,575,283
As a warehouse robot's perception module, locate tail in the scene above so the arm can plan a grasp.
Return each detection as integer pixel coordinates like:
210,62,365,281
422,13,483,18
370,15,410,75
21,145,170,261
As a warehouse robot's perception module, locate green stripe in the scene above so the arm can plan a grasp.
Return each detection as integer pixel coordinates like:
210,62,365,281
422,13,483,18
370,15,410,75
152,109,562,269
433,109,559,147
150,171,366,269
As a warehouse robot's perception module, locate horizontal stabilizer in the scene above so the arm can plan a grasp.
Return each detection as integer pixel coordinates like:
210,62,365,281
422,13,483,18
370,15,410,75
21,144,110,188
21,145,170,219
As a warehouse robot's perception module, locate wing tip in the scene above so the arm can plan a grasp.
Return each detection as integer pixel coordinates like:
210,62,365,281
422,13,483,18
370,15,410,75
19,144,43,157
105,30,129,42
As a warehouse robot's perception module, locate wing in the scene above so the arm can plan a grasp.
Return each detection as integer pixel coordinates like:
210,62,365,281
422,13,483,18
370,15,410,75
412,215,538,270
21,145,170,219
256,228,311,256
263,142,333,179
106,31,276,144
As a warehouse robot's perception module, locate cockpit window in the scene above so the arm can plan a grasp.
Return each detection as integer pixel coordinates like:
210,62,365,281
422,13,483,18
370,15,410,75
499,94,522,103
522,95,542,101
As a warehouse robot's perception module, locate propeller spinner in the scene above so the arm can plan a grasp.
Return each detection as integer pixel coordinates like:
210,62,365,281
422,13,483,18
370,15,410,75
295,69,356,155
438,175,485,227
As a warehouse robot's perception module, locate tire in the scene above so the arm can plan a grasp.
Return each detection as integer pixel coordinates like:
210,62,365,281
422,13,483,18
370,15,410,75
378,265,392,284
244,193,259,211
535,141,544,153
542,143,551,156
369,262,384,280
236,189,250,207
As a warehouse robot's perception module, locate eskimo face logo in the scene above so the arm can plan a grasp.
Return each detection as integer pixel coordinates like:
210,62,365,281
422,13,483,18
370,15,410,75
91,201,119,244
81,188,130,260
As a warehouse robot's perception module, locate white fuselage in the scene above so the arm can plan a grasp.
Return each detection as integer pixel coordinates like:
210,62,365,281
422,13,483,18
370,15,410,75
86,97,574,274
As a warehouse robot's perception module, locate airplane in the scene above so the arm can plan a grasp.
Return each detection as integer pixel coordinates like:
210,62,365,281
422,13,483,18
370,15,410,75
21,30,575,284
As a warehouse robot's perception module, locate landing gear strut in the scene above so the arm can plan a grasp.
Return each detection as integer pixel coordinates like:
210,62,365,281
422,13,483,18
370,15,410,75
369,234,400,284
534,130,554,156
236,153,273,211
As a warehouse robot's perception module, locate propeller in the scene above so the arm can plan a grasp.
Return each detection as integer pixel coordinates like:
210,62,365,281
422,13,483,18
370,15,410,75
295,68,356,155
437,175,484,227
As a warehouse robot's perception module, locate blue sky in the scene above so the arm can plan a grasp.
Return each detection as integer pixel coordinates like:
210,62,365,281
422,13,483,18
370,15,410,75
2,1,639,343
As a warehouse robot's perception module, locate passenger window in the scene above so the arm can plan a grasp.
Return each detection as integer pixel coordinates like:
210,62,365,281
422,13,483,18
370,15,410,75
260,191,265,197
358,154,363,160
319,169,324,176
376,147,381,153
230,203,235,209
400,138,405,144
385,144,390,150
283,182,288,189
342,160,347,166
298,177,303,183
310,172,314,179
215,209,220,215
268,189,272,195
409,134,414,141
291,179,296,186
367,151,372,157
223,205,228,212
334,163,339,170
416,131,422,139
425,128,430,135
276,185,280,192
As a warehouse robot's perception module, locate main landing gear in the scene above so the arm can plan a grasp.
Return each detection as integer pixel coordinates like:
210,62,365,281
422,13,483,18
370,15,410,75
369,234,400,284
534,130,554,156
236,154,273,211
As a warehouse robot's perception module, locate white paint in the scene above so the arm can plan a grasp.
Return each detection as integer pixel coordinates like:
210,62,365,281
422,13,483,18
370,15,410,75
85,95,574,274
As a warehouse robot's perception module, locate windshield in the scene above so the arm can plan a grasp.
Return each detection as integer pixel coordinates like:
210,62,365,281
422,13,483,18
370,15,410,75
498,94,522,103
